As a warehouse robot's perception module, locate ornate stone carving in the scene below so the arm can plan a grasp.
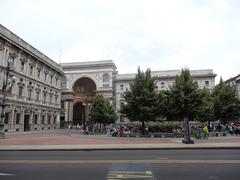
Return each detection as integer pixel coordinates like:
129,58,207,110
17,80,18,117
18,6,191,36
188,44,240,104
9,52,17,59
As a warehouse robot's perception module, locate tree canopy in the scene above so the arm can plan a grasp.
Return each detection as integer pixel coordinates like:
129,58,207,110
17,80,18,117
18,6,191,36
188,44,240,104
197,87,214,123
89,95,118,126
212,78,240,124
165,68,202,121
120,67,160,133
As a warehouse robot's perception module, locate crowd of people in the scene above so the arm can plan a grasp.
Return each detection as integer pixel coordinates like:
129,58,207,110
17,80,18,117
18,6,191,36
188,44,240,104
64,122,240,138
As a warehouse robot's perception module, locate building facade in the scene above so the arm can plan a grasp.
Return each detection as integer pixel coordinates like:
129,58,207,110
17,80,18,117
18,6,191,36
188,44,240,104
0,25,64,132
225,74,240,97
0,25,217,131
115,69,216,123
60,61,117,127
61,61,216,125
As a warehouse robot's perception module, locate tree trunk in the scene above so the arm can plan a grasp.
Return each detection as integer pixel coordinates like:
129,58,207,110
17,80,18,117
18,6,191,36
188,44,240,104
141,120,145,135
182,117,194,144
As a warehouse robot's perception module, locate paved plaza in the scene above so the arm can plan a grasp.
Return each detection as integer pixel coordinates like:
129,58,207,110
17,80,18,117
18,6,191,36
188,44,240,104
0,129,239,150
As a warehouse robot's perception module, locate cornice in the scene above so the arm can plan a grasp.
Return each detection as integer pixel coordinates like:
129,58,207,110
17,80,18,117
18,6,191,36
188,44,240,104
0,25,64,75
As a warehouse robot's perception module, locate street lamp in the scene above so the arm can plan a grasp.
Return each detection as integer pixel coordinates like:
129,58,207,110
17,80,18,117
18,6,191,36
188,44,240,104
0,56,16,138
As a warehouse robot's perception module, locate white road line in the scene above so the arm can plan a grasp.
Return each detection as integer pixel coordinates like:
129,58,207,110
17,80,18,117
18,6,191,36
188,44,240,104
0,173,15,176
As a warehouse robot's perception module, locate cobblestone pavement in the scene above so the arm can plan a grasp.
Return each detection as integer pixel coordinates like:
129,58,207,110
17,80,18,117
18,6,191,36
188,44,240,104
0,129,239,150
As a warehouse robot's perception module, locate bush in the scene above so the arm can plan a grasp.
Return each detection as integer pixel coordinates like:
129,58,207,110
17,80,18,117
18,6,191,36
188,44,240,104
148,121,181,133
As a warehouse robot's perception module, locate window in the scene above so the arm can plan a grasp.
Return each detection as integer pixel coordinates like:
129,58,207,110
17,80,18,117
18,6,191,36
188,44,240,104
56,78,58,86
43,88,47,103
7,82,13,95
28,82,32,100
50,95,52,104
29,65,33,75
34,114,38,124
18,86,23,97
205,81,209,87
61,77,67,89
18,79,24,97
16,113,20,124
20,61,25,71
54,116,56,124
50,75,53,84
28,89,32,100
42,115,45,124
55,95,58,104
103,73,110,87
36,91,40,101
161,82,165,88
120,84,124,90
44,72,47,81
43,93,46,103
4,113,9,124
37,69,41,79
48,116,51,124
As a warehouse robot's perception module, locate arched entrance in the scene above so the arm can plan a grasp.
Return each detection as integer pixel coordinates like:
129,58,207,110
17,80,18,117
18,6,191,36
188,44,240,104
72,77,96,126
73,102,85,126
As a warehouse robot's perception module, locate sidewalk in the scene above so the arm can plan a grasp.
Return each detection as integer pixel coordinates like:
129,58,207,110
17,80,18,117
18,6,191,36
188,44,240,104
0,129,240,150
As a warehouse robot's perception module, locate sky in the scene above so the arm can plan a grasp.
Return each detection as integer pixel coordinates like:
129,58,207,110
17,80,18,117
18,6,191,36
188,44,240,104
0,0,240,82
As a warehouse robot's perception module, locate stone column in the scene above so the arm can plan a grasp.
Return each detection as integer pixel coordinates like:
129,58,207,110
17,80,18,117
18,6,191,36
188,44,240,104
20,108,25,131
10,106,15,129
69,100,73,125
29,110,33,131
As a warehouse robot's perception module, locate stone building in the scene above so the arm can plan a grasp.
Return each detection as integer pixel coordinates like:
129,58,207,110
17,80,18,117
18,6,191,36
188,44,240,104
0,25,64,132
61,61,216,125
0,25,217,130
225,74,240,97
60,61,117,127
115,69,216,123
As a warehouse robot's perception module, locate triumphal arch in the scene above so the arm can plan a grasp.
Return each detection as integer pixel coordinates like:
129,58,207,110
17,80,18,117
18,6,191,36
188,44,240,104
60,60,117,127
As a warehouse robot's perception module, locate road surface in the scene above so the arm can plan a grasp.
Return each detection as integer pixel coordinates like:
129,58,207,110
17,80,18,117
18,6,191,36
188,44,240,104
0,149,239,180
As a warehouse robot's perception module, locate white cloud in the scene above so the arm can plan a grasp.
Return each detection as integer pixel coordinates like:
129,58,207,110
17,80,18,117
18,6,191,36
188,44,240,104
0,0,239,81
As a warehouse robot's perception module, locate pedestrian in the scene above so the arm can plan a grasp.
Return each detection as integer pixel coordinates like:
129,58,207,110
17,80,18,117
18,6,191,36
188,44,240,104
84,126,89,135
107,128,111,136
203,125,209,139
119,127,124,137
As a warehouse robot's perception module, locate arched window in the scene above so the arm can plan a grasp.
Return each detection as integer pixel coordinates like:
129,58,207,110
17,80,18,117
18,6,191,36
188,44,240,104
102,73,110,87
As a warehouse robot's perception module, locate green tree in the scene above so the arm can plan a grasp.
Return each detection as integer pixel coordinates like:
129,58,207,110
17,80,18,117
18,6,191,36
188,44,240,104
89,95,117,131
166,68,202,143
105,98,118,124
120,67,159,134
212,78,240,124
197,87,214,123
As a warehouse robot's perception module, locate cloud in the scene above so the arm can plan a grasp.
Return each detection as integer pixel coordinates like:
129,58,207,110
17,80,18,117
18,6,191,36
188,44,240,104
0,0,239,82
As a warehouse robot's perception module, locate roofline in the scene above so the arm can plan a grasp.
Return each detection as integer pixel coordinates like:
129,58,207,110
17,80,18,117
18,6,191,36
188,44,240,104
225,74,240,83
61,60,117,70
0,24,64,75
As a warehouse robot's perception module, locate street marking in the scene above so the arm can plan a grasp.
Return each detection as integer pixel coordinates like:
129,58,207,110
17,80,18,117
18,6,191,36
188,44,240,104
107,172,154,179
156,157,169,160
0,173,15,176
109,171,152,174
107,164,154,180
0,159,239,164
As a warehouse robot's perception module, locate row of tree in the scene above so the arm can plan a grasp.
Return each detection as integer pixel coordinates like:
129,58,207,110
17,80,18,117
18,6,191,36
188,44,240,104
120,68,240,134
88,67,240,137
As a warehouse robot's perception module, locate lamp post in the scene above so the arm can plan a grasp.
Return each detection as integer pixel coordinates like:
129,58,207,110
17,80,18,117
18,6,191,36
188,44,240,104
0,57,15,138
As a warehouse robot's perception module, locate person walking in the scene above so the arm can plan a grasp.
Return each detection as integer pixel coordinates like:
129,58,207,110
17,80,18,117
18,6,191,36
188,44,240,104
203,125,209,139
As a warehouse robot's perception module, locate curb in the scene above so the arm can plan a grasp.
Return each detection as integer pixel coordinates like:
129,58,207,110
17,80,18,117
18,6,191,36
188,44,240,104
1,146,240,151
